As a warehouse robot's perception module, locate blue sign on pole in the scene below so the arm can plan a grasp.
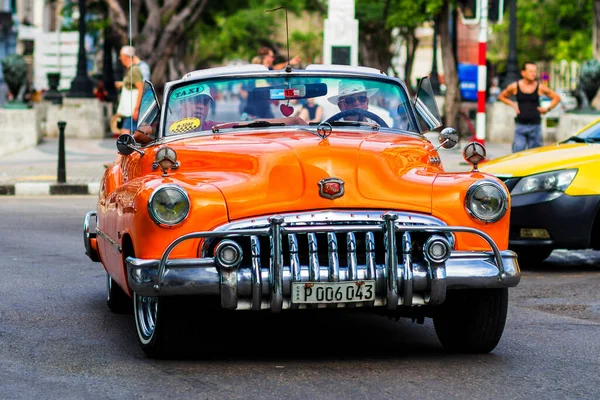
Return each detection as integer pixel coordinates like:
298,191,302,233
458,63,478,102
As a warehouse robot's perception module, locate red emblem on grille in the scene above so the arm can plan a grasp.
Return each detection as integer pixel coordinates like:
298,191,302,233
318,178,345,199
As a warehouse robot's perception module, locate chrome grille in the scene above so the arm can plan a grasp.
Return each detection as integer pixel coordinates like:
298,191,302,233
143,211,514,312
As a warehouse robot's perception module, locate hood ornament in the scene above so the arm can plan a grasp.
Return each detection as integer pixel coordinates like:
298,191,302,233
315,122,332,139
318,177,345,200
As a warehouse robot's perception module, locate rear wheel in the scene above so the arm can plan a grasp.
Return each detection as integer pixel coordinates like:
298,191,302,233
106,273,131,313
433,288,508,353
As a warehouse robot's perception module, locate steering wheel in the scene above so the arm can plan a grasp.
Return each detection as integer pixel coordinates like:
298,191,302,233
325,108,389,128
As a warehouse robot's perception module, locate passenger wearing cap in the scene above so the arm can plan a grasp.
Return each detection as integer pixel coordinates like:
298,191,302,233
328,81,378,121
177,85,218,131
166,82,307,137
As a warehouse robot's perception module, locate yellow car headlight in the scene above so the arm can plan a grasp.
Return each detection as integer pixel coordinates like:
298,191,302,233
511,169,577,196
148,185,190,226
465,180,508,223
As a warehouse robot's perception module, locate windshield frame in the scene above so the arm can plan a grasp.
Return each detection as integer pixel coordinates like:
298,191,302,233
159,68,420,140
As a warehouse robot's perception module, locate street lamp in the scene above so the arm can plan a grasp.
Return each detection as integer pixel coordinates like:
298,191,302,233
502,0,519,88
430,17,441,95
67,0,94,97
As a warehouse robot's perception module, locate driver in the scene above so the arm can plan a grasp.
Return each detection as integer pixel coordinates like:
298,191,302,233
327,81,378,121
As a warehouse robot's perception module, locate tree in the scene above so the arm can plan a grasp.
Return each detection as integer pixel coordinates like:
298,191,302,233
438,0,460,129
594,0,600,59
103,0,322,89
489,0,594,68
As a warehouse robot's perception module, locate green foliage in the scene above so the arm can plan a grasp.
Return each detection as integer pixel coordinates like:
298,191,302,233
386,0,444,31
489,0,593,64
193,0,321,66
291,31,322,63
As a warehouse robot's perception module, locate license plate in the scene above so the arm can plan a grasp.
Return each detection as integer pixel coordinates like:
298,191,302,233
291,280,376,304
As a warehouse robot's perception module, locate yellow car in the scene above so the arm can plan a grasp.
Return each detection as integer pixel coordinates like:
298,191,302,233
481,119,600,265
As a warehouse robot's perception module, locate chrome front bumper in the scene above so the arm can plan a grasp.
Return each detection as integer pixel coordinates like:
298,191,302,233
125,212,520,312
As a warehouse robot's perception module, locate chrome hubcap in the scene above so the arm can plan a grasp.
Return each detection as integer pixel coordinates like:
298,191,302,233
135,294,157,343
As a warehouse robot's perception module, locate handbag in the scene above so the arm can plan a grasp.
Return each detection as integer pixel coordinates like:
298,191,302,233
116,87,139,117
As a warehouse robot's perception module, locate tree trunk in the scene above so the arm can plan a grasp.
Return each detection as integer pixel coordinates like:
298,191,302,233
438,1,461,129
403,31,419,90
594,0,600,60
359,27,393,72
105,0,207,90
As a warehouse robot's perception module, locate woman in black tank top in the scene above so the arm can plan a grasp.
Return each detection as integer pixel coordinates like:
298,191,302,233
515,81,541,125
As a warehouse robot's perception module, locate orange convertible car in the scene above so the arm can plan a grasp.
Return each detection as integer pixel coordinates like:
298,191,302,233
83,64,520,357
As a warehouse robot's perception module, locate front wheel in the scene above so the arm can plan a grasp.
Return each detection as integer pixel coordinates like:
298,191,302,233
433,288,509,353
134,294,181,358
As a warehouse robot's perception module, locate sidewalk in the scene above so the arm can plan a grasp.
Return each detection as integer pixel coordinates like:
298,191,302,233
0,137,118,195
0,136,513,196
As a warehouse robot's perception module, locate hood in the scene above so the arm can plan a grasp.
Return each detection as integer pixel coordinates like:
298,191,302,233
481,143,600,177
168,130,440,220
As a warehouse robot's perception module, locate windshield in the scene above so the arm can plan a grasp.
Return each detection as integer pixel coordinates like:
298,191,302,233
163,75,415,136
576,119,600,141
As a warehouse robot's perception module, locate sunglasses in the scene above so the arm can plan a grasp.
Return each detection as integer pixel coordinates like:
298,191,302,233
341,95,368,106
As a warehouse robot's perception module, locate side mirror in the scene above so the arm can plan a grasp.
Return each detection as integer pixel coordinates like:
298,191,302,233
437,127,459,149
116,134,144,156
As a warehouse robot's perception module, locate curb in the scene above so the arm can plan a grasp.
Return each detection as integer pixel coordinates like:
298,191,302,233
0,182,100,196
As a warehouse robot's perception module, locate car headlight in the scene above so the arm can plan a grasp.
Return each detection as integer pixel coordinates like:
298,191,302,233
465,180,508,222
148,185,190,226
511,169,577,196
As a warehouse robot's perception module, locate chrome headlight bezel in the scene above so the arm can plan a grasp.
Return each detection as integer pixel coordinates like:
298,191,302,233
148,184,190,227
465,180,509,223
511,169,578,196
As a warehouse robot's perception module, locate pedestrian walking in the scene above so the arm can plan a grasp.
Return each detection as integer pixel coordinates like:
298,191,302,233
497,62,561,153
114,46,144,135
134,55,151,82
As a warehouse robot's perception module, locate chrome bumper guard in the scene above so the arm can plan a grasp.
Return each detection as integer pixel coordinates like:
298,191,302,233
126,213,520,311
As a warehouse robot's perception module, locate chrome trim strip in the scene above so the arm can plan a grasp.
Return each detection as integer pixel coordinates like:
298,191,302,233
289,234,301,281
212,210,447,232
250,236,262,311
402,231,413,306
327,232,339,282
270,216,284,313
308,233,319,282
96,228,122,253
383,213,398,310
366,232,376,281
347,232,357,281
288,234,300,310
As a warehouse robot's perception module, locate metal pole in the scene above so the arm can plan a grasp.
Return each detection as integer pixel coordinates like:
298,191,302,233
430,16,441,95
503,0,519,87
57,121,67,183
67,0,94,97
475,0,488,145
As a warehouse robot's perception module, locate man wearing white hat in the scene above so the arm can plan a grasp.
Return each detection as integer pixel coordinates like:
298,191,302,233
328,81,378,121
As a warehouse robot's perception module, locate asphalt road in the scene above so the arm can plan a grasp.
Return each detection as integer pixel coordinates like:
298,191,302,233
1,197,599,399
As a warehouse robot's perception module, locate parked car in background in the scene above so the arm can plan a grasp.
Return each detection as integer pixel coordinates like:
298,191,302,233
481,118,600,265
83,64,520,357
